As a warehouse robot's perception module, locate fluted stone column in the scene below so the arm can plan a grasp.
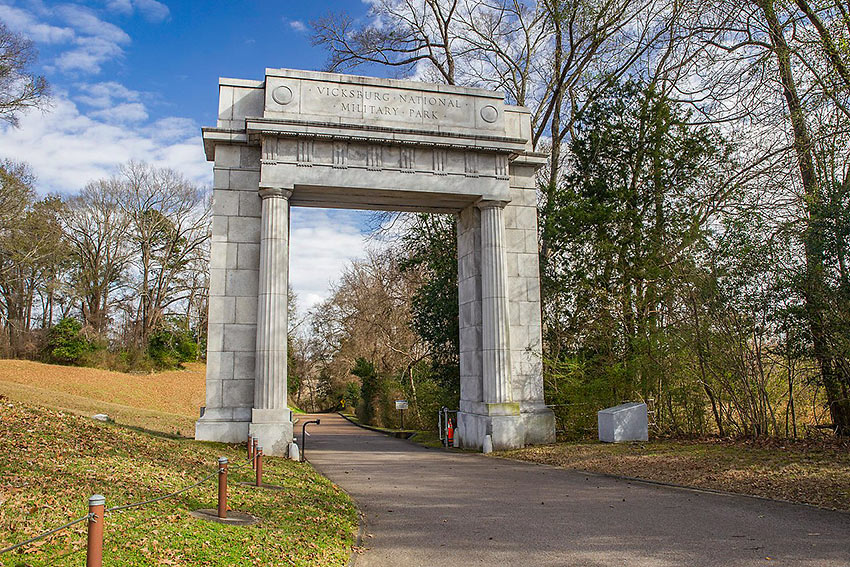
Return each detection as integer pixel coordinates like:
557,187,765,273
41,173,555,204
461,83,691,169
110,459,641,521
477,200,515,411
250,187,293,456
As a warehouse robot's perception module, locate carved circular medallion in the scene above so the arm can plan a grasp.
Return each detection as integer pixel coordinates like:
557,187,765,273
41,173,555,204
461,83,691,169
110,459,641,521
272,85,293,105
480,105,498,123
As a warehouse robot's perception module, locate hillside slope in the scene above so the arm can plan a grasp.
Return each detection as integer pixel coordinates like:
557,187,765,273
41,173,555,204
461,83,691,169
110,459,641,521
0,360,205,436
0,397,357,566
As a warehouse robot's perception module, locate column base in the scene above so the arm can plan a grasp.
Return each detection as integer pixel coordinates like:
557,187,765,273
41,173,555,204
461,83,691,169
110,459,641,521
457,405,555,450
195,416,250,444
249,409,293,457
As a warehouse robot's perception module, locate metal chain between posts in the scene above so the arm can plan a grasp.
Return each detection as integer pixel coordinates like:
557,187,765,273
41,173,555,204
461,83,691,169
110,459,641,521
0,514,91,554
104,470,221,514
1,450,258,557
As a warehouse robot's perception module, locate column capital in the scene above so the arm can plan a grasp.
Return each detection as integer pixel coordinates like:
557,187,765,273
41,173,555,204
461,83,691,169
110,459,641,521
476,198,509,210
258,187,293,200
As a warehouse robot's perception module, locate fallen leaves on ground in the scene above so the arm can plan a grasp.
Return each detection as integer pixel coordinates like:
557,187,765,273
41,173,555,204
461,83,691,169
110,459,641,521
0,397,357,566
499,437,850,511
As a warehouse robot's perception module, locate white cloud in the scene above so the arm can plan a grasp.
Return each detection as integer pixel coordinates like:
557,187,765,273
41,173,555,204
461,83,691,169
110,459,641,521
56,4,130,43
42,5,131,74
0,3,75,43
0,3,131,74
105,0,169,21
281,17,306,32
54,36,125,73
147,116,197,141
105,0,133,14
90,101,148,122
76,81,141,108
0,90,209,193
134,0,169,22
290,209,374,314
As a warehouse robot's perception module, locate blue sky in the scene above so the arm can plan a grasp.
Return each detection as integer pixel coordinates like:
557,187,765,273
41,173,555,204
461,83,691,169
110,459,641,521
0,0,388,312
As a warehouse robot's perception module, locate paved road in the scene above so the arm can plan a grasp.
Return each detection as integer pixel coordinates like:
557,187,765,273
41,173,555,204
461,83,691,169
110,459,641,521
304,413,850,567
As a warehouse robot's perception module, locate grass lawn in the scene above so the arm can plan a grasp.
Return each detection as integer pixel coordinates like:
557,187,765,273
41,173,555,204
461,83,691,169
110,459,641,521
0,360,206,436
498,437,850,511
0,397,358,566
0,360,297,437
339,412,445,448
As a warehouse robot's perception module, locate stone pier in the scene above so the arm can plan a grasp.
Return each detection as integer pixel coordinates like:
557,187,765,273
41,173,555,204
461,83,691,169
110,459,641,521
195,68,555,453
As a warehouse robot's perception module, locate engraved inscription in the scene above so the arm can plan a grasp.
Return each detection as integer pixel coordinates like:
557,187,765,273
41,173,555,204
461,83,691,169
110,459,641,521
312,85,466,122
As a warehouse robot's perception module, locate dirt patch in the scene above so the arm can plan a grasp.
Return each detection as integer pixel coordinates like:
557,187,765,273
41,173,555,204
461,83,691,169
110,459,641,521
499,437,850,511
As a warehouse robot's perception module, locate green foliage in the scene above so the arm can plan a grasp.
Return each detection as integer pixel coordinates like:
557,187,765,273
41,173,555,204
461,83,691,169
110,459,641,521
147,317,199,369
352,357,381,424
43,317,98,366
349,357,412,427
540,80,736,437
395,360,457,431
399,214,460,393
343,381,361,411
287,338,302,397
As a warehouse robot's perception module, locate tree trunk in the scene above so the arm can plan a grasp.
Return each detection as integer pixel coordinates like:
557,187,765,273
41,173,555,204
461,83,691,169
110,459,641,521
760,0,850,434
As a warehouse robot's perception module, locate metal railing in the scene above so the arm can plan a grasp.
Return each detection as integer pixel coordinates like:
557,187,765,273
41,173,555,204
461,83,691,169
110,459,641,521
438,406,458,446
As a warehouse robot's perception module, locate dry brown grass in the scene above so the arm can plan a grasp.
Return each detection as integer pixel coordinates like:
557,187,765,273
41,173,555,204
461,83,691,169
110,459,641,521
0,360,205,436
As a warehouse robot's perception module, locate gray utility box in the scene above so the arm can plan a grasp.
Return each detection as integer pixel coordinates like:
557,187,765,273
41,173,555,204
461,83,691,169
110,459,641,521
598,402,648,443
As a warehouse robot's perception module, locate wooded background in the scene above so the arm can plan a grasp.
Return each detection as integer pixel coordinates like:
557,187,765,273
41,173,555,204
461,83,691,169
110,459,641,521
1,1,848,439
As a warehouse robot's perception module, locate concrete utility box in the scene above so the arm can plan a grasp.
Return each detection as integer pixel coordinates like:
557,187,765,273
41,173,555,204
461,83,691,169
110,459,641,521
598,402,648,443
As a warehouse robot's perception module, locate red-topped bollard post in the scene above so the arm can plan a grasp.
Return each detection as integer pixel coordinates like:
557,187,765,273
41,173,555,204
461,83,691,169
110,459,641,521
86,494,105,567
255,446,263,487
252,437,259,469
217,457,228,519
247,434,254,462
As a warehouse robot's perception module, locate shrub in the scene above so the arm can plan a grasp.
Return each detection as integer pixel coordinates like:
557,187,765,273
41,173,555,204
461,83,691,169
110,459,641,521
353,358,381,424
43,317,97,366
147,320,199,369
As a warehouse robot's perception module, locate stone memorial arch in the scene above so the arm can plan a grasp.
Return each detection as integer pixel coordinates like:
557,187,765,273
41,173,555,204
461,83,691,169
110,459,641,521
195,68,555,455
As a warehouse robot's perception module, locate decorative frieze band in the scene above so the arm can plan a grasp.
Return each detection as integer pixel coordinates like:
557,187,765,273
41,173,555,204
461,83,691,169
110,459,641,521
297,139,313,166
400,147,415,172
266,136,512,179
333,141,348,168
464,152,479,177
495,154,509,179
433,149,447,175
367,145,383,170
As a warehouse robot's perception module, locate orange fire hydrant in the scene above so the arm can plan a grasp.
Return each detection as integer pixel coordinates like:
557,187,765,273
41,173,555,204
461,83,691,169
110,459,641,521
446,418,454,446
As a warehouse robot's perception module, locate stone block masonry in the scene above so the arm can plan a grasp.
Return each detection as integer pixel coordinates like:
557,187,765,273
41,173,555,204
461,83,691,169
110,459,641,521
196,68,554,453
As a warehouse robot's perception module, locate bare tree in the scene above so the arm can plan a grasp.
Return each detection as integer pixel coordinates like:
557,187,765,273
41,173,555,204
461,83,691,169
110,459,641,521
117,162,210,346
312,0,668,151
313,0,462,83
63,180,132,334
0,21,49,127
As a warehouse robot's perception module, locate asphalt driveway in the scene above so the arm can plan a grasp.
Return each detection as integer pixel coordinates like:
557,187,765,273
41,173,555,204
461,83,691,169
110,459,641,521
303,413,850,567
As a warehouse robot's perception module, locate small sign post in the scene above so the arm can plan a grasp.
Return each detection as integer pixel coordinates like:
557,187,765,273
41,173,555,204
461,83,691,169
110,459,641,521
395,400,408,429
